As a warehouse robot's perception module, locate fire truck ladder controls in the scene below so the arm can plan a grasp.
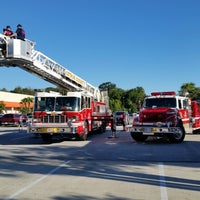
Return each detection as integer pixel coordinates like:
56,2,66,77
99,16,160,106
0,34,102,101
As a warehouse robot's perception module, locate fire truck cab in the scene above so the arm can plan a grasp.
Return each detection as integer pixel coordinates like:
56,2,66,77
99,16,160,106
128,91,200,143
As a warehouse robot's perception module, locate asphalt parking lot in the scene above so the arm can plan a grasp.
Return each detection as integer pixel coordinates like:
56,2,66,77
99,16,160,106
0,126,199,200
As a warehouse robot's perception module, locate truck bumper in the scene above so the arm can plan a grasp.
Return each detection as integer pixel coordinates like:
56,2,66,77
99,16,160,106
130,126,181,136
28,126,77,135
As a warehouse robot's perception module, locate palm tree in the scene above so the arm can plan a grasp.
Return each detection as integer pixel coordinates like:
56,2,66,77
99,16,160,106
20,97,34,114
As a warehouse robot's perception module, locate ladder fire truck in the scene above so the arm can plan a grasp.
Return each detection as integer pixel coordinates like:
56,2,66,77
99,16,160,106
128,91,200,143
0,34,110,141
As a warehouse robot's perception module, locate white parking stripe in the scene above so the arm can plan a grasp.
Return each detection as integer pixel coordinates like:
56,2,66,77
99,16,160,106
159,162,168,200
4,160,71,200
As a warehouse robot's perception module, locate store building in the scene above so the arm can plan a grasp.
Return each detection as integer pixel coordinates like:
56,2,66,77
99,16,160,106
0,91,34,113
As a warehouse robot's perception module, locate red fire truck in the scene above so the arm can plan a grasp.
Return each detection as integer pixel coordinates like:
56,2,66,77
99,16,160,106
0,33,111,141
128,91,200,143
29,90,110,141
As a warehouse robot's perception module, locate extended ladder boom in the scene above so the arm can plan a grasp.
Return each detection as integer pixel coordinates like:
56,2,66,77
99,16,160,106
0,34,103,101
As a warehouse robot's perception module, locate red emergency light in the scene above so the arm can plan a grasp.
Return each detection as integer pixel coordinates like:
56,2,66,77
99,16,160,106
34,111,47,117
151,91,176,96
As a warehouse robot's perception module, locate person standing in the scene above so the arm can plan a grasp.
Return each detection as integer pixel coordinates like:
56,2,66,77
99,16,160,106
109,113,117,138
10,24,25,40
18,114,24,132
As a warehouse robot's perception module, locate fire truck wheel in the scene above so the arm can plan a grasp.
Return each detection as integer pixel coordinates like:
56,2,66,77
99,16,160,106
130,132,148,142
168,126,185,143
99,122,106,133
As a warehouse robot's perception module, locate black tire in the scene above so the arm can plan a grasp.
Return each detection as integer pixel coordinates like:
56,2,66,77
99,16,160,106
131,132,148,142
168,125,185,143
99,121,106,133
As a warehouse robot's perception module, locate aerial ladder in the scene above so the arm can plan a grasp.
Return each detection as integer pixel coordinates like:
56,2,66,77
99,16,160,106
0,34,110,141
0,34,106,102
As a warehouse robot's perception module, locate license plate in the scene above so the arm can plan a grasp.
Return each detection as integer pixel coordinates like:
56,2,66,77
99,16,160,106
138,127,145,131
38,128,48,132
38,128,56,133
151,128,158,132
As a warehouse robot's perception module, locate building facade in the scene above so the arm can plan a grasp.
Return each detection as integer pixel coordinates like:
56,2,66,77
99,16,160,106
0,91,34,113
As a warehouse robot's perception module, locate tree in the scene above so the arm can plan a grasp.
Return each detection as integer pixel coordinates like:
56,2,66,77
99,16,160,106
20,97,34,114
99,82,116,92
125,87,146,112
109,98,122,111
11,86,23,94
99,82,146,112
99,82,123,111
179,82,200,100
0,101,5,113
0,88,8,92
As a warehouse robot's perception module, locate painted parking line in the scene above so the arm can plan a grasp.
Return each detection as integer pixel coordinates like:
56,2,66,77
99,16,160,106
159,162,168,200
4,160,71,200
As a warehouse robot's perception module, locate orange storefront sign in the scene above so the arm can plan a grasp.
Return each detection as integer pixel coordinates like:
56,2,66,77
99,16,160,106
2,101,33,109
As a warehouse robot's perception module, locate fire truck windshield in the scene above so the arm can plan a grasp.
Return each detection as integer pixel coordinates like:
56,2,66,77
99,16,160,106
144,98,177,108
34,97,80,112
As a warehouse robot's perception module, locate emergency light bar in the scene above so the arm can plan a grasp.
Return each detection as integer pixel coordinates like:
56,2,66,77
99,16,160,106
151,91,176,96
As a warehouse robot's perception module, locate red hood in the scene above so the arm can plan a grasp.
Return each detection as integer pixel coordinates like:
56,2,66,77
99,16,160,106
139,108,177,123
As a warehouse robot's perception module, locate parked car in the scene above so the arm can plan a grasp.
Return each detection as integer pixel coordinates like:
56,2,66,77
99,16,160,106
1,113,28,126
114,111,129,128
0,114,4,126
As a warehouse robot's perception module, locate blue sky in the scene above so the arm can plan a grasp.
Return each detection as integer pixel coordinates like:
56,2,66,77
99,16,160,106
0,0,200,95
